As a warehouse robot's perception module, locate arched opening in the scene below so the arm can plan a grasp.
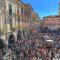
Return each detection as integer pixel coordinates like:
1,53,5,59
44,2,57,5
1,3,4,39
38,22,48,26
23,30,25,38
17,30,22,41
0,38,5,50
8,34,15,49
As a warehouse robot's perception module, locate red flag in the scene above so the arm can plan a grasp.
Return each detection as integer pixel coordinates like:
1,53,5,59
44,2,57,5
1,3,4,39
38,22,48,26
32,29,36,32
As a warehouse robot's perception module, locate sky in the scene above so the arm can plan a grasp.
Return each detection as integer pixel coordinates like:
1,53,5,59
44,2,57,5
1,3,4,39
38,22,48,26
21,0,59,19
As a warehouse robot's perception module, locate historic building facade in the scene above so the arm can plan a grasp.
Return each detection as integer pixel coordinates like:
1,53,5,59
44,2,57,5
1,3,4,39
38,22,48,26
43,2,60,30
0,0,41,44
31,12,41,29
43,16,60,30
0,0,17,44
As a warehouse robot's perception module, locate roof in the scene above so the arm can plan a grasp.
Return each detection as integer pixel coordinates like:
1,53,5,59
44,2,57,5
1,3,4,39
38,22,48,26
43,15,60,19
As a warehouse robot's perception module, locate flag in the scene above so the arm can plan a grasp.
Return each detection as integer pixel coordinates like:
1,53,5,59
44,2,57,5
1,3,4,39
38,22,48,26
32,29,36,33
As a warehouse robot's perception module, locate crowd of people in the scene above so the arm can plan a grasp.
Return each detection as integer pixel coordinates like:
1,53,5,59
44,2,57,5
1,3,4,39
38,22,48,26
0,31,60,60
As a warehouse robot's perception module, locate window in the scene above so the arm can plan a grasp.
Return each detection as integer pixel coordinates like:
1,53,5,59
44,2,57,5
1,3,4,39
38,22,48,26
21,8,23,16
9,4,12,15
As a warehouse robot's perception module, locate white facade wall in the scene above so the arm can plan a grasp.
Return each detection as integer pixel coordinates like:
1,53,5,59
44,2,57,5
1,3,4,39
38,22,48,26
0,0,17,43
43,17,60,30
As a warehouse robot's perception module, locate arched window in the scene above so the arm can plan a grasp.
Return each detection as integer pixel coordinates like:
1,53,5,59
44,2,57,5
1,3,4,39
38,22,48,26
17,30,22,41
8,34,15,44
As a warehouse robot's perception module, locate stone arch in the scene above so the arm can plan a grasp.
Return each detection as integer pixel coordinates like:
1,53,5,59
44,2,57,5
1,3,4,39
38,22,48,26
0,38,5,50
8,34,15,44
8,34,15,49
17,30,22,41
